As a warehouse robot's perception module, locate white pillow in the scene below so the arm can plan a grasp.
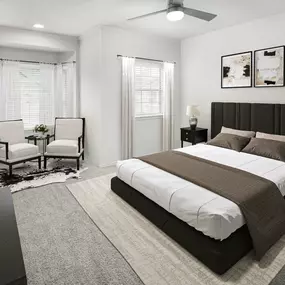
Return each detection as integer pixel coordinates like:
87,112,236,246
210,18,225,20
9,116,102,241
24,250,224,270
256,132,285,142
221,126,255,138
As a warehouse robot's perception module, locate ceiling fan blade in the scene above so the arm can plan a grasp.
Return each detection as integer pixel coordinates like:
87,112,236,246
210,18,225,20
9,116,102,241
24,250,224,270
184,7,217,22
128,9,167,21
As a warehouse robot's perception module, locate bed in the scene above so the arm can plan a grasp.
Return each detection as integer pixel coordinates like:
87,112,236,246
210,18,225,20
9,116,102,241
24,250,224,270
111,102,285,274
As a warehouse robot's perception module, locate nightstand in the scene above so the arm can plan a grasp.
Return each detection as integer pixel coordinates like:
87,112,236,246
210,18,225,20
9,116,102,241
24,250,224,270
180,127,208,147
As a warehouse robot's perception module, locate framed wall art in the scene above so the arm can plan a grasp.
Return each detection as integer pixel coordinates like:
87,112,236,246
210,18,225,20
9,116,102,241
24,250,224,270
254,46,285,87
221,51,252,89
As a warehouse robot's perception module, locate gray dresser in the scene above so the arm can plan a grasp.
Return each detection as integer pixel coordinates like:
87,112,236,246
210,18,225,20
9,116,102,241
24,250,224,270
0,187,27,285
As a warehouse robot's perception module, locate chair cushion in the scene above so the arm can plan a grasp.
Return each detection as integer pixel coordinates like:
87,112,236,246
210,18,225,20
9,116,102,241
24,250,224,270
46,140,79,156
55,119,83,141
0,143,39,160
0,120,25,145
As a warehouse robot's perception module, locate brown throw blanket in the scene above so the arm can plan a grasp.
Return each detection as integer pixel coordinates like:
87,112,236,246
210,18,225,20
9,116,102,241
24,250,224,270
139,151,285,260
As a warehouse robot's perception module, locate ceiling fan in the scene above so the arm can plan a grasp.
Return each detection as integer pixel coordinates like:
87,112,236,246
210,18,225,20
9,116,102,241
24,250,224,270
128,0,217,22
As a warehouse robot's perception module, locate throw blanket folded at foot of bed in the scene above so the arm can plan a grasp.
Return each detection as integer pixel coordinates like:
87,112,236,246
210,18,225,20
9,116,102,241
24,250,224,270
139,151,285,260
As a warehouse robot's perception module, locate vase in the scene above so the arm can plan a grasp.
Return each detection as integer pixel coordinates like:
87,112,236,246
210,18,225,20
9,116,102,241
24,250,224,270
189,116,198,130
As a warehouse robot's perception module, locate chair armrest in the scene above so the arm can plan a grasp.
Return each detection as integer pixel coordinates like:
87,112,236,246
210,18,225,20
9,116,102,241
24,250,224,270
78,135,83,153
0,141,9,160
47,134,55,145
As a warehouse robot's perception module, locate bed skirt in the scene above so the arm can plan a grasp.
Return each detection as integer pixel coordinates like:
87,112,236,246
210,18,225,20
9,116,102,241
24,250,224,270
111,176,253,275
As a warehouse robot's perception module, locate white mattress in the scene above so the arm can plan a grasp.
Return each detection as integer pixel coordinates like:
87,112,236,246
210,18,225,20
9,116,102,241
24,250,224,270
116,145,285,241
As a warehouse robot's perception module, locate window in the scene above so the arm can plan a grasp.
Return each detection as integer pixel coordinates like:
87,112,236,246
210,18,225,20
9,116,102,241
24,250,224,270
135,60,163,116
0,60,77,129
13,63,55,128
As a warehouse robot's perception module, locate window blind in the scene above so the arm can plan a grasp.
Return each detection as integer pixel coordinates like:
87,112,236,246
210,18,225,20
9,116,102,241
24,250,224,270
17,64,54,128
135,60,163,116
0,61,76,129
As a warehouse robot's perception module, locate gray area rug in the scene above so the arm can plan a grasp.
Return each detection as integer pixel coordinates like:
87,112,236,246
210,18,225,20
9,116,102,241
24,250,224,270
13,183,144,285
67,173,285,285
270,267,285,285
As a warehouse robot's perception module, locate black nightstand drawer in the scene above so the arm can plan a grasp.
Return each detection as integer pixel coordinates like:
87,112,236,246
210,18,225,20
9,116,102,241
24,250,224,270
180,127,208,147
181,130,191,141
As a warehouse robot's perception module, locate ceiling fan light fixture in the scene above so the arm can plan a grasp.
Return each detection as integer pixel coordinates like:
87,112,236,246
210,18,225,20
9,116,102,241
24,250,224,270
33,23,44,29
167,6,184,22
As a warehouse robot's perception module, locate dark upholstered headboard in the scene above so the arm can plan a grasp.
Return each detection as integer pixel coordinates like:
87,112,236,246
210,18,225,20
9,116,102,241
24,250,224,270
211,102,285,139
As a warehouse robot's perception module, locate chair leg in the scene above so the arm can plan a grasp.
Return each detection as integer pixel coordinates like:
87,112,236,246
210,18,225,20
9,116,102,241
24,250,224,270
9,165,12,177
76,158,80,171
44,157,47,169
82,152,85,161
38,157,42,170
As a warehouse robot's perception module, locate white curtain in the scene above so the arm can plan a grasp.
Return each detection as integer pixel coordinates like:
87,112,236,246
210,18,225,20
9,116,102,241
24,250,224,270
55,62,77,118
39,63,55,125
64,62,77,117
121,57,135,160
0,60,21,121
55,64,63,117
162,62,175,151
55,62,77,117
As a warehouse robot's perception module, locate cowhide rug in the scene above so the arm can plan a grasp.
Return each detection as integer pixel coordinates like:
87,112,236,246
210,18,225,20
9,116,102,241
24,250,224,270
0,159,87,193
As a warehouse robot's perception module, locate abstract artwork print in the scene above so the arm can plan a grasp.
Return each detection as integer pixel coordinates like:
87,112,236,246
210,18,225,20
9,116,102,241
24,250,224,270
255,46,285,87
221,52,252,88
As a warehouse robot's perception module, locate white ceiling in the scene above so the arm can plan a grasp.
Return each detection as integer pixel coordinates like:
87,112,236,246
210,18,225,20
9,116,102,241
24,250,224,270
1,0,285,39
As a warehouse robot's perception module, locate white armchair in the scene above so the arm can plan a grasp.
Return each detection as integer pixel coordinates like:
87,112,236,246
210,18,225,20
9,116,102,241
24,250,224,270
0,120,41,176
44,118,85,170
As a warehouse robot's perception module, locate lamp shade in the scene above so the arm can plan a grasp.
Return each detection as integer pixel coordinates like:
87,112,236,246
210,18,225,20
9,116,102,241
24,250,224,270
191,105,200,117
186,105,200,117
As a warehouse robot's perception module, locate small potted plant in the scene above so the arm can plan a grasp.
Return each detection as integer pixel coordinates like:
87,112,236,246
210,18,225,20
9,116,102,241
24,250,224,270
34,124,49,137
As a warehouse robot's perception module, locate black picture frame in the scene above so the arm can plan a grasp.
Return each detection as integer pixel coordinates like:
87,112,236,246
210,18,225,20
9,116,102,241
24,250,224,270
221,51,253,89
254,45,285,88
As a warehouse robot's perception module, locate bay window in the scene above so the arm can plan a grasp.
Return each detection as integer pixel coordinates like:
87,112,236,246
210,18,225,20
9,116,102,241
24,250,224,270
0,60,77,129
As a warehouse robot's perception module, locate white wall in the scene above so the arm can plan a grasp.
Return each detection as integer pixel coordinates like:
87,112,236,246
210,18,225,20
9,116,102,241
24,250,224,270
181,12,285,138
80,25,181,166
0,26,78,52
57,51,76,63
80,26,103,165
0,46,58,63
99,26,181,166
133,116,163,157
0,46,76,64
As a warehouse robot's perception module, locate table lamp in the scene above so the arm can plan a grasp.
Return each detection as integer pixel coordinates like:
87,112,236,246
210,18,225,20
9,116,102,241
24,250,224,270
186,105,200,130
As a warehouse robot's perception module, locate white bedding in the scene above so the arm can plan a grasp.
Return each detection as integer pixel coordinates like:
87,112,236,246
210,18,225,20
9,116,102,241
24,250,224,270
116,145,285,241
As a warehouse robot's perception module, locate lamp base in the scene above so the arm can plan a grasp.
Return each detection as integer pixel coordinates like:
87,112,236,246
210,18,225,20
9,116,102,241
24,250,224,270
189,116,198,130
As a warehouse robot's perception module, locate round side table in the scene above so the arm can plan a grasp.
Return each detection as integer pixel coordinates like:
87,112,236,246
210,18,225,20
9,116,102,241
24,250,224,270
25,134,50,157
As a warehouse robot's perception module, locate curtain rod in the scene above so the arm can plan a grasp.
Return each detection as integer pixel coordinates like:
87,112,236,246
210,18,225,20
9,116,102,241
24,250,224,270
0,59,76,65
117,54,176,64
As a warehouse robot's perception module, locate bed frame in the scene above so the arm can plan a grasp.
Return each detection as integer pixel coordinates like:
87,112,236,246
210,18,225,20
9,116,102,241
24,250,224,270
111,102,285,275
211,102,285,138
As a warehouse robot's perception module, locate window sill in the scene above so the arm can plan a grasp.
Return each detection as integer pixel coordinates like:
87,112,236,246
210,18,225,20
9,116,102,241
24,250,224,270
135,114,163,120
